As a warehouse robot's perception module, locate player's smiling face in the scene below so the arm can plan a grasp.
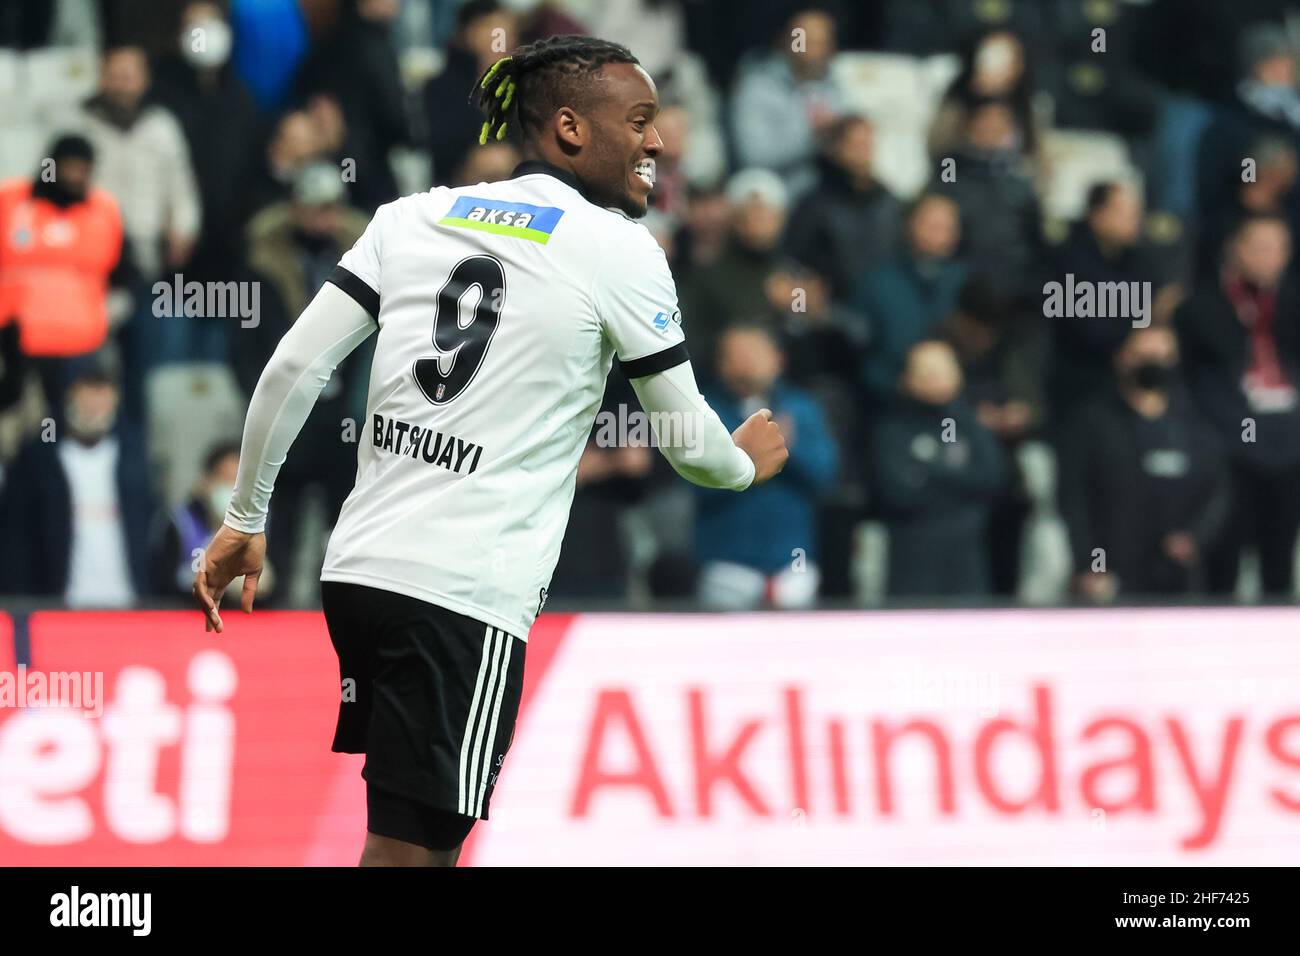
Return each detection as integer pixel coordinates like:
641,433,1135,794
581,63,663,218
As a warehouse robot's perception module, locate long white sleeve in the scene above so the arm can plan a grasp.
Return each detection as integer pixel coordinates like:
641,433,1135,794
629,360,755,491
223,282,377,533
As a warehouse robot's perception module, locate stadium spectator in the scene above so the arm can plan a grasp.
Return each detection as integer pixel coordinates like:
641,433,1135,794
783,114,904,300
151,438,236,596
294,0,410,211
65,45,202,419
870,339,1004,598
423,0,521,186
695,323,837,609
67,46,200,282
294,89,391,222
0,135,123,412
1132,0,1294,104
1048,180,1165,429
0,365,152,604
150,1,265,287
1196,135,1297,275
941,278,1043,595
644,102,692,221
245,111,325,223
933,98,1043,305
150,438,276,600
1197,22,1300,232
1176,213,1300,596
856,192,966,402
305,92,348,160
1059,325,1230,603
676,183,731,272
731,6,847,198
678,169,790,381
648,60,727,193
759,264,870,600
453,141,522,187
928,28,1041,166
768,266,869,396
230,162,371,604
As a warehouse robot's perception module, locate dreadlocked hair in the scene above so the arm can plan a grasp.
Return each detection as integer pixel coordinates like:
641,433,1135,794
470,35,639,146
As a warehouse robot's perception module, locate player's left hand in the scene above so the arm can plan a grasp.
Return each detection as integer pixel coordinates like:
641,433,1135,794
193,525,266,633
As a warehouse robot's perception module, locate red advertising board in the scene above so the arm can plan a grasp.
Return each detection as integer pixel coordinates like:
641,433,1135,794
0,611,362,865
0,613,11,671
2,608,1299,865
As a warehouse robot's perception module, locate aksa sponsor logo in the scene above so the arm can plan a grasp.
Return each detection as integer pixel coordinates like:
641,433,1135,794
438,196,565,244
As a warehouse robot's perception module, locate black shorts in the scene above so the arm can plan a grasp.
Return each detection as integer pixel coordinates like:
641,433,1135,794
320,581,526,833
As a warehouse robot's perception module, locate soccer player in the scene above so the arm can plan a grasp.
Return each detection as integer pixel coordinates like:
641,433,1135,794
192,36,788,866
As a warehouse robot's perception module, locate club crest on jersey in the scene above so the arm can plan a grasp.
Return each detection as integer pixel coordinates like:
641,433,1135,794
438,196,565,244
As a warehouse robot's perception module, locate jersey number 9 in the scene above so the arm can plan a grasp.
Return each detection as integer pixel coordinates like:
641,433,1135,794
413,254,506,406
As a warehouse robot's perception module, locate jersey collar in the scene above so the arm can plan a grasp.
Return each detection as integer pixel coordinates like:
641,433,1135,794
510,160,588,200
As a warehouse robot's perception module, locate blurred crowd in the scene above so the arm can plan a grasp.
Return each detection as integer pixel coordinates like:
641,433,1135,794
5,0,1300,610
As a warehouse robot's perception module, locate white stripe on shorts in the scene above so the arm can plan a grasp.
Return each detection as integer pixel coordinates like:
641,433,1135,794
473,632,515,816
463,628,507,815
458,625,500,815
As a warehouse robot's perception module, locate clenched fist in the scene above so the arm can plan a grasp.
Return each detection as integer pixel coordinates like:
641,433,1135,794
732,408,789,486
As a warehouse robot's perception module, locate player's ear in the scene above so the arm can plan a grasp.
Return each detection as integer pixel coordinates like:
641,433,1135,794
555,107,583,149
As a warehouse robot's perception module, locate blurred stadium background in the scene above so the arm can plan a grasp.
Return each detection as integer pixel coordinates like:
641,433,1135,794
2,0,1300,865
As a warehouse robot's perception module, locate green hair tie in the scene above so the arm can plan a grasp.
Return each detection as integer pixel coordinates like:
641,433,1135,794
480,56,512,89
496,122,508,141
501,79,515,111
479,120,491,146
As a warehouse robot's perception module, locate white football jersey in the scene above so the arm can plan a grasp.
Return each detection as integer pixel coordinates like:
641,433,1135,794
319,162,688,638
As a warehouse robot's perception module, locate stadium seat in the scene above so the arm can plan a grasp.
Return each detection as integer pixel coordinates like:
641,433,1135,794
0,49,98,178
17,47,97,117
145,363,247,506
0,49,19,109
1038,129,1140,222
831,52,961,199
855,520,890,607
0,120,50,182
1014,441,1071,603
832,52,928,124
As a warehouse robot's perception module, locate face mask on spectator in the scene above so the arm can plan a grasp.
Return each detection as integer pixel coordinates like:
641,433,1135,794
1130,361,1172,391
32,175,89,207
181,19,232,69
65,402,116,443
207,482,235,522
